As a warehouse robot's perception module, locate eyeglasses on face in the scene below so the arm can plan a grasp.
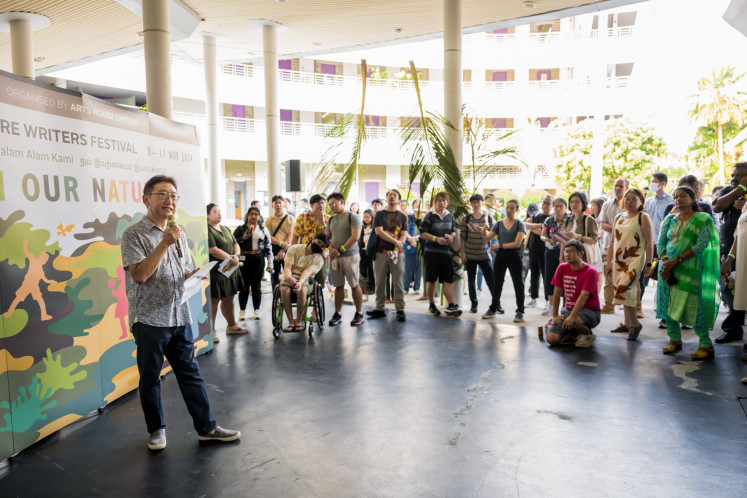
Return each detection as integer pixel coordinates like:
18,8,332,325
149,192,180,201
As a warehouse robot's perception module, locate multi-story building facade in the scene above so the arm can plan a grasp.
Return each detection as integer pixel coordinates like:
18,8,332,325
50,5,643,222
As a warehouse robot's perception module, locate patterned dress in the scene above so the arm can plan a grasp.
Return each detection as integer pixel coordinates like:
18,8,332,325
208,224,243,299
611,213,644,307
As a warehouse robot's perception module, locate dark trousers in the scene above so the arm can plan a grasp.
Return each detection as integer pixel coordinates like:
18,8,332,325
132,322,216,435
720,260,745,336
466,258,494,308
271,258,283,289
239,252,264,311
528,248,546,300
544,248,560,300
360,252,375,294
493,250,525,313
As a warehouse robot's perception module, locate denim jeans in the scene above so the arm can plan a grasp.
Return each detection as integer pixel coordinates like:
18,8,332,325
132,322,216,435
528,248,545,300
404,252,422,292
720,272,745,336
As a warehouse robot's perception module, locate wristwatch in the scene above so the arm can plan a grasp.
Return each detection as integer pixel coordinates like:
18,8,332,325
677,256,684,264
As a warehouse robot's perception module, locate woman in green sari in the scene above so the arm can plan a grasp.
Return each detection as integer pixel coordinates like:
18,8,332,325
657,186,721,359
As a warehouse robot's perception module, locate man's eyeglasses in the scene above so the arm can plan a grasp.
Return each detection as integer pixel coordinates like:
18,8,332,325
149,192,180,201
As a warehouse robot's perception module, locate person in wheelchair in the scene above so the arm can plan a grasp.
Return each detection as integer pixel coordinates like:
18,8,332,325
279,233,329,331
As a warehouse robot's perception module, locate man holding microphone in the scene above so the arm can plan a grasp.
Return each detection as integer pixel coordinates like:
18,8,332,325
121,174,240,451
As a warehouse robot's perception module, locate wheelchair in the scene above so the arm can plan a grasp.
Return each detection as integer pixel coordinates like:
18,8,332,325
271,279,326,338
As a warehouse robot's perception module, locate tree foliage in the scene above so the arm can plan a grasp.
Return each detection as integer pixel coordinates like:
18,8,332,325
555,118,667,194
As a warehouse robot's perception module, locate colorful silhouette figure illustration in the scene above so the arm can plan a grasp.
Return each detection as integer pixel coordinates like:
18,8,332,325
108,265,129,339
5,239,56,321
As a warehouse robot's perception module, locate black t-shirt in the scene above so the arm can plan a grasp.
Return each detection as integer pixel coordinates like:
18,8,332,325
716,185,745,255
373,209,409,252
527,213,551,252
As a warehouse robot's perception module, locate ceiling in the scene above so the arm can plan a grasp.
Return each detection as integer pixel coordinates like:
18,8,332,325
0,0,646,75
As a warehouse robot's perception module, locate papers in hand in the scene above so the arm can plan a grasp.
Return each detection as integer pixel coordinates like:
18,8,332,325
181,261,217,304
218,256,239,277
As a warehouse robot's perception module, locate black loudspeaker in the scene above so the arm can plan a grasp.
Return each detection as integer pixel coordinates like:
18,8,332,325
286,159,302,192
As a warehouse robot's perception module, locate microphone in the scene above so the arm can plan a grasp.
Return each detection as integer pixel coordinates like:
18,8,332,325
167,214,183,258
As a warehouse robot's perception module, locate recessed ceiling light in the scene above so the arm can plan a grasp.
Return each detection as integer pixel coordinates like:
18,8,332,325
34,57,45,62
393,27,403,33
523,1,536,7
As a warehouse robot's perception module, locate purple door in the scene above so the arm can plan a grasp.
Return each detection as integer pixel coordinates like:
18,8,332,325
538,117,552,128
492,71,508,82
536,69,552,81
280,109,292,122
231,105,245,118
278,59,291,70
365,115,380,126
365,182,379,203
491,118,507,128
492,28,508,34
321,64,336,75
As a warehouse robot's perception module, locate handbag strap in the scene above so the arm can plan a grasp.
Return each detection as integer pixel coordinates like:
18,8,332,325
271,215,288,238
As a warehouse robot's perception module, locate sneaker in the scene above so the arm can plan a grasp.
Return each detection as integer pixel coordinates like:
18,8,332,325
366,309,386,319
482,309,496,319
527,300,538,308
198,425,241,442
429,303,441,316
396,310,406,322
213,333,220,344
253,309,261,320
600,305,615,314
226,325,248,335
541,302,552,316
351,312,365,326
444,304,462,317
636,309,644,318
575,332,597,348
329,312,342,326
147,428,166,450
658,319,667,329
513,312,524,323
496,305,505,314
470,302,478,313
238,310,246,321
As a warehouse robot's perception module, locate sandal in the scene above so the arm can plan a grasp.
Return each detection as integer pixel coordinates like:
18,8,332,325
283,325,296,332
226,325,247,335
662,340,682,355
627,324,643,341
690,346,714,360
611,323,628,333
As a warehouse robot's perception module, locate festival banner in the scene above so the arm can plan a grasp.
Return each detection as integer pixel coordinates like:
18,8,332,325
0,70,211,460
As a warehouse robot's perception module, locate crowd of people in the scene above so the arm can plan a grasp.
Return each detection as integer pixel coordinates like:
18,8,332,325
206,165,747,379
121,167,747,451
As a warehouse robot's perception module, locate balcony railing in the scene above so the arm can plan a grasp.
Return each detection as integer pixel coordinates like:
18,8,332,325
222,63,258,78
484,33,516,43
528,80,560,90
529,32,561,43
485,81,516,92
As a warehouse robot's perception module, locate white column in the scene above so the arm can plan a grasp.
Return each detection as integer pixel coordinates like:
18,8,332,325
262,24,282,196
203,33,224,208
142,0,172,119
10,18,33,78
0,12,50,80
443,0,463,170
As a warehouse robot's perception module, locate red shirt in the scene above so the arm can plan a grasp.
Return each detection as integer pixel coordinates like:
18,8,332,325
551,262,600,311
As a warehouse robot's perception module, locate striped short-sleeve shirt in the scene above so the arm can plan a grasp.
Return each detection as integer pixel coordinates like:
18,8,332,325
461,213,492,261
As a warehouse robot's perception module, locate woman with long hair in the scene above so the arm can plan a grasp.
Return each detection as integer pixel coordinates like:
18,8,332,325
234,207,273,321
657,186,721,359
207,203,245,341
540,197,568,316
606,189,654,340
358,209,376,297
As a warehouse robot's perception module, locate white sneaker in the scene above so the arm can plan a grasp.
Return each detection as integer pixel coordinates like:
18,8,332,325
238,310,246,321
253,309,261,320
541,302,552,316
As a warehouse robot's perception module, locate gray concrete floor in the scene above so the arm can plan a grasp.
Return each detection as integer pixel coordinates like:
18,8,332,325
1,274,746,497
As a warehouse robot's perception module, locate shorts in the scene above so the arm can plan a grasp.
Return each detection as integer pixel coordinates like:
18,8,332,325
549,307,601,336
424,252,454,284
330,253,360,288
280,274,313,293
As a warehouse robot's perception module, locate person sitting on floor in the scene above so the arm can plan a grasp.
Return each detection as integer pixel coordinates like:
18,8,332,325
279,233,329,331
546,240,601,348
